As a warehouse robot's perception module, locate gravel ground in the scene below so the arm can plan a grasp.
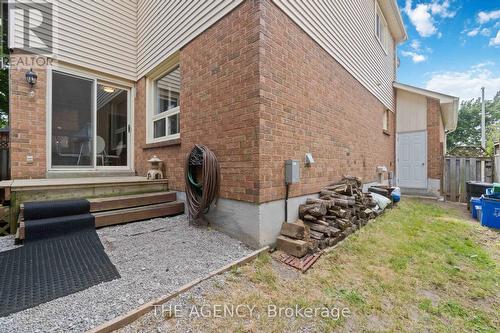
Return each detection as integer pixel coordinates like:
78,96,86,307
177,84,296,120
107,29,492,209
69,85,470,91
0,215,252,332
118,272,230,333
118,259,301,333
0,235,20,252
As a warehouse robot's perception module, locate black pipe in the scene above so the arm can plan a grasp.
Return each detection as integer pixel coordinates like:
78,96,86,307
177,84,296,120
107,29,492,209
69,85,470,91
285,183,290,223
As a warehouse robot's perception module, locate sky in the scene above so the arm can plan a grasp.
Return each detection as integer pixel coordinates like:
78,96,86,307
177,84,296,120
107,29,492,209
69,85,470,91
396,0,500,101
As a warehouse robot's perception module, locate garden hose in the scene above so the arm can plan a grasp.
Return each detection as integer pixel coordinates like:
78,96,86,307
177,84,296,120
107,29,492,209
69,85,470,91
185,144,220,221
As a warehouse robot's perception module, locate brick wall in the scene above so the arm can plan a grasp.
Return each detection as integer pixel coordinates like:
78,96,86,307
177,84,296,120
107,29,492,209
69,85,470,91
134,0,261,202
9,56,47,179
135,0,396,204
9,0,397,203
427,97,443,180
256,0,395,202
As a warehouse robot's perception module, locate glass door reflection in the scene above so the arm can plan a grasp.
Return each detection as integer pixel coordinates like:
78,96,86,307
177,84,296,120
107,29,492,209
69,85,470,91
96,84,128,167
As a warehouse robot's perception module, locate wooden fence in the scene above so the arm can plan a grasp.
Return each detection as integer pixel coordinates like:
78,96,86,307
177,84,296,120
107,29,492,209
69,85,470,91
0,131,9,236
444,156,493,202
0,140,8,181
495,154,500,182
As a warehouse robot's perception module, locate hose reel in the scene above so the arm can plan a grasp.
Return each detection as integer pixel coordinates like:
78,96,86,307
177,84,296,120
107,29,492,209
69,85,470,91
185,144,220,222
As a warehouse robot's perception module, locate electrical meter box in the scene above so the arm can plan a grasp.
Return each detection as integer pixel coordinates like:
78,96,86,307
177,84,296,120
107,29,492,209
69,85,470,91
285,160,300,184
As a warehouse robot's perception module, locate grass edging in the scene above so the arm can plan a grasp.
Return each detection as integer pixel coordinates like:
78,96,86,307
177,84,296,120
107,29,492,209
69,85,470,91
86,246,270,333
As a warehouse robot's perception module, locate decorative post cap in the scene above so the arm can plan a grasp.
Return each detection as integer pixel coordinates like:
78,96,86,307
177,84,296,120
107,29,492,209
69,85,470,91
148,155,162,163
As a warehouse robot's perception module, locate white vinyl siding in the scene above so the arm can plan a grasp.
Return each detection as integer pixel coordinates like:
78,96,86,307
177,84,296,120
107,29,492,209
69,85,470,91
11,0,137,80
272,0,397,110
11,0,400,111
396,90,427,133
11,0,244,80
136,0,243,78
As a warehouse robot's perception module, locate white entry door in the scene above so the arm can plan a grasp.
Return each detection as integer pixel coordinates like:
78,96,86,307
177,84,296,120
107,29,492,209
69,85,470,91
397,131,427,189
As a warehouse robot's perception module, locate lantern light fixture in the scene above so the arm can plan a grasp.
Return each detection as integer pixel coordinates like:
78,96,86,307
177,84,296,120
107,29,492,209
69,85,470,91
103,86,115,93
25,68,38,88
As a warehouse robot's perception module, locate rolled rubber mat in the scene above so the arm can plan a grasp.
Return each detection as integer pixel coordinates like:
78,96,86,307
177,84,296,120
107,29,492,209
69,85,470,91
23,199,91,220
0,201,120,317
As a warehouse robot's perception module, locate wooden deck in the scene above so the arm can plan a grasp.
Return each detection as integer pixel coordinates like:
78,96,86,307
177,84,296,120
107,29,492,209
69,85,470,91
17,191,185,240
0,176,168,194
0,176,177,235
88,191,177,212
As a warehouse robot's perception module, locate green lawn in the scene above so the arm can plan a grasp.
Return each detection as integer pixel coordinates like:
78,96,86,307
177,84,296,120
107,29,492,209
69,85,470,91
173,199,499,332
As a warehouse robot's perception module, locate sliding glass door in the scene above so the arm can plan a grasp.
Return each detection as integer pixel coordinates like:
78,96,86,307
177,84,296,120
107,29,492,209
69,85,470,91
96,84,128,167
51,71,94,168
50,70,130,170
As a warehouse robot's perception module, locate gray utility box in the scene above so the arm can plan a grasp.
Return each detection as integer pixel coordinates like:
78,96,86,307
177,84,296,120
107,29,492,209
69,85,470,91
285,160,300,184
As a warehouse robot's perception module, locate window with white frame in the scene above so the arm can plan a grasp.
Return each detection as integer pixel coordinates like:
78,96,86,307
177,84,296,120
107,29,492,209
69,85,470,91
152,66,180,140
375,3,389,53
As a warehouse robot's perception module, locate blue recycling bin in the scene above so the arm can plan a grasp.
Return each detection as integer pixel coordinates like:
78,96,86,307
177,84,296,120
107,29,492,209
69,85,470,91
470,197,482,219
480,196,500,229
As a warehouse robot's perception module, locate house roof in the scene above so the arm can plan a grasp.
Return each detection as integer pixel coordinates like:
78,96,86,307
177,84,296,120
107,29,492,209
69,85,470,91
394,82,460,132
379,0,408,43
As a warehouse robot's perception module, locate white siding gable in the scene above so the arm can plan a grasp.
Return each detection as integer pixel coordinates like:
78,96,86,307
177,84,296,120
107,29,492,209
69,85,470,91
272,0,397,110
11,0,402,112
396,90,427,133
11,0,137,80
136,0,244,78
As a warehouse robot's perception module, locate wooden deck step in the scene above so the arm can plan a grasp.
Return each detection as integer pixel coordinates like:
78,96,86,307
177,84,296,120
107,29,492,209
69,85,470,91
19,191,178,218
16,195,185,240
88,191,177,212
5,177,170,235
94,201,184,228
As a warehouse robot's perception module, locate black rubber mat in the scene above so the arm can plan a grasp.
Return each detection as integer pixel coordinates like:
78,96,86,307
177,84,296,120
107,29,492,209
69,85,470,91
23,199,90,220
0,202,119,317
24,214,95,241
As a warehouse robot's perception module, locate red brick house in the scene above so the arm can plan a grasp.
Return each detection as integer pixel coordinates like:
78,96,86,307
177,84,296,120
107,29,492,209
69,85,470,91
6,0,457,247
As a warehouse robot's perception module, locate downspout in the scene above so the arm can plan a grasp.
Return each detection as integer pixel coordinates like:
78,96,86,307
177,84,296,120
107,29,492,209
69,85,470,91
285,183,289,223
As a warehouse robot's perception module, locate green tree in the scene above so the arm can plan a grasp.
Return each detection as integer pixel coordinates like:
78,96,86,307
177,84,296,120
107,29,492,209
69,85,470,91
485,91,500,155
447,91,500,155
